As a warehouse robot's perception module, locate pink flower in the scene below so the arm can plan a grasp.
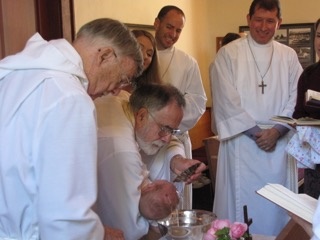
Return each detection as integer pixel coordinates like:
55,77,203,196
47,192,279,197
211,219,231,230
205,219,249,240
207,227,217,236
230,222,248,239
203,232,217,240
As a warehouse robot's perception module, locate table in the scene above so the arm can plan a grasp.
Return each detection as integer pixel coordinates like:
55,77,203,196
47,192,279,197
158,234,275,240
253,234,275,240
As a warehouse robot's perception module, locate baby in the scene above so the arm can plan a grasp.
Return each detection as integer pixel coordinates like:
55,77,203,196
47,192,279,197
139,167,179,220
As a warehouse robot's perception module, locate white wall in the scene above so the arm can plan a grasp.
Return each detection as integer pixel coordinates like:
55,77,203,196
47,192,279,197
73,0,320,106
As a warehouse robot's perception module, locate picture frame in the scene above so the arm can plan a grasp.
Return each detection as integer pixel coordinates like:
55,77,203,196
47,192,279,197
125,23,155,36
216,36,224,52
239,23,316,69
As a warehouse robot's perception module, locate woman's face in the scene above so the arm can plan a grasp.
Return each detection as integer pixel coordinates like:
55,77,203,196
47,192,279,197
137,35,154,71
315,23,320,59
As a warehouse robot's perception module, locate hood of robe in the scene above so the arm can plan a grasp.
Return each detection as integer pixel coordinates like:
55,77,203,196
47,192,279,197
0,33,86,80
0,33,89,124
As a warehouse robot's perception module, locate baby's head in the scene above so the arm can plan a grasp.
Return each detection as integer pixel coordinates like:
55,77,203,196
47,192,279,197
139,179,179,220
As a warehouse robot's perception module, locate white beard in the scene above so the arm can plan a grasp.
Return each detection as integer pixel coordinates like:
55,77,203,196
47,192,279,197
136,135,165,155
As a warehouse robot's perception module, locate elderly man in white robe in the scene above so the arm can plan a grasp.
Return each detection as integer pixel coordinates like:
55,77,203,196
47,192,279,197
94,83,206,240
209,0,303,236
0,18,144,240
153,5,207,209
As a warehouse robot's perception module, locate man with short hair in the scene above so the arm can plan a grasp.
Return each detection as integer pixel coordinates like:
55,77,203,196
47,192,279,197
153,5,207,209
210,0,303,235
0,18,143,240
94,83,206,240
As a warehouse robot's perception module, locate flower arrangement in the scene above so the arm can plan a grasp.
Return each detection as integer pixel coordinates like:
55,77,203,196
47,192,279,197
203,219,250,240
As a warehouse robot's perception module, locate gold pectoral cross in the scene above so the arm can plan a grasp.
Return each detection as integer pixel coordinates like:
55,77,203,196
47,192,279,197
259,80,267,94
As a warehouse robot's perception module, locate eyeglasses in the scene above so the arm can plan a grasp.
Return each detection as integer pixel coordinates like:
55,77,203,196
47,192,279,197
147,110,181,137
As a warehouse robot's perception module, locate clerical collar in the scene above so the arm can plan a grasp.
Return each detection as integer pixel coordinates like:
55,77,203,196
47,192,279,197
247,34,273,48
158,45,175,53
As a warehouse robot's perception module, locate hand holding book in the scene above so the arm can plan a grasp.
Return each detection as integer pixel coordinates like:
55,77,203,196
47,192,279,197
270,115,320,126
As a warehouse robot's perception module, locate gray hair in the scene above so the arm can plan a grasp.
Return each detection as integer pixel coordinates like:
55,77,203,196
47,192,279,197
75,18,144,77
129,83,186,113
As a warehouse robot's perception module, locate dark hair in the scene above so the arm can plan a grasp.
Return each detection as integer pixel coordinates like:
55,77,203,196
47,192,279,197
157,5,185,21
76,18,144,78
221,33,241,46
315,18,320,31
129,83,186,113
131,30,161,87
249,0,281,19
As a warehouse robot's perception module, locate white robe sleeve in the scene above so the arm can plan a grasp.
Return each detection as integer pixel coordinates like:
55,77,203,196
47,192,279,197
160,48,207,133
180,58,207,132
96,139,149,240
37,94,104,239
209,49,256,140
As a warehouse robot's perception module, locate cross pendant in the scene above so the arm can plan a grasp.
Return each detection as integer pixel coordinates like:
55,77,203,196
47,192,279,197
259,80,267,94
243,205,253,240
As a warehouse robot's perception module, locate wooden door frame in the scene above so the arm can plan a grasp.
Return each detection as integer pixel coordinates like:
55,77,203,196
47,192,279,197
0,0,75,58
35,0,75,42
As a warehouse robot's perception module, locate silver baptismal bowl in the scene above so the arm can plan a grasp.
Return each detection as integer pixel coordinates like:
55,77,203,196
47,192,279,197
157,209,216,240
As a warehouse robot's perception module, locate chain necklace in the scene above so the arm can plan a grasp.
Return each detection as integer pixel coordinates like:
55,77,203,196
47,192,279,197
247,38,274,94
161,47,175,79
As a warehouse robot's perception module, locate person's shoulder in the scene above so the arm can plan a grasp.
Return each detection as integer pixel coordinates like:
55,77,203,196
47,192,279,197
273,40,295,53
218,37,246,57
94,92,126,109
44,70,89,96
175,47,194,59
174,47,199,66
303,62,320,75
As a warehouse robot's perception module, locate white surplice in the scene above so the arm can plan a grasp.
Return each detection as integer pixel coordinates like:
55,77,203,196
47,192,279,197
157,46,207,208
94,92,185,240
210,34,303,236
0,33,104,239
157,46,207,133
95,94,147,240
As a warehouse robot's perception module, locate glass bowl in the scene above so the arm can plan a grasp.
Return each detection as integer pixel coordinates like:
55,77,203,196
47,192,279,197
157,209,216,240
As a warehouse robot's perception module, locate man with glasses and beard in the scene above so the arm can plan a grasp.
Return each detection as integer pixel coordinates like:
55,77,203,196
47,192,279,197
94,83,206,240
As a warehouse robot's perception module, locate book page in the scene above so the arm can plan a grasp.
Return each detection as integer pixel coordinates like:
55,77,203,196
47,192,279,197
256,183,317,223
306,89,320,102
270,116,295,124
270,116,320,126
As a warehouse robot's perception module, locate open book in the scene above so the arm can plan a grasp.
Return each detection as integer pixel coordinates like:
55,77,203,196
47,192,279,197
270,115,320,126
305,89,320,108
306,89,320,102
256,183,317,223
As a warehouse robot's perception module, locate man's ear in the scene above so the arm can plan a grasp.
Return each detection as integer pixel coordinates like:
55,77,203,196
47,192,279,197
97,47,115,65
276,18,282,29
246,14,250,25
135,108,148,127
154,18,160,31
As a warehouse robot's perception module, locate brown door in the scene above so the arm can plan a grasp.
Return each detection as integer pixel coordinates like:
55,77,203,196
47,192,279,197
0,0,74,59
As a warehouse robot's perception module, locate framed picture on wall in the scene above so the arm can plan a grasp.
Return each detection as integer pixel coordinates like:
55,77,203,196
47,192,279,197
125,23,155,36
239,23,316,69
216,36,224,52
